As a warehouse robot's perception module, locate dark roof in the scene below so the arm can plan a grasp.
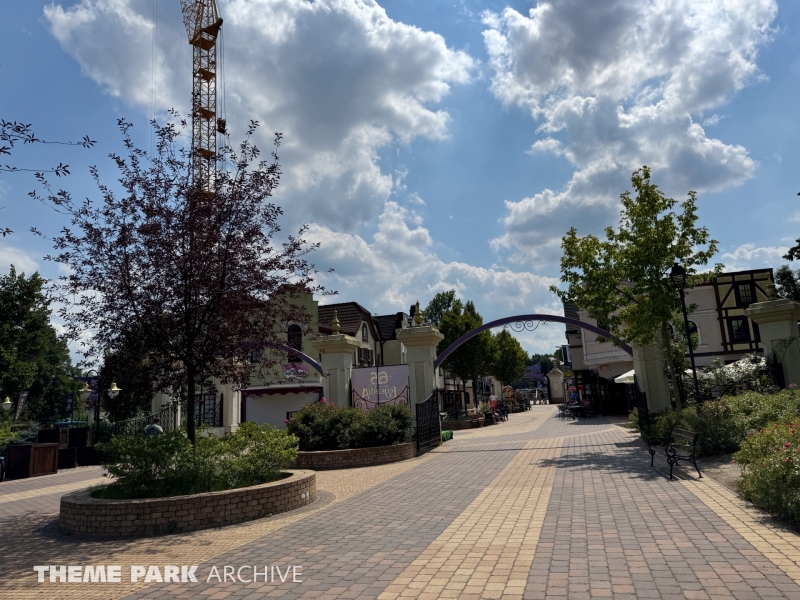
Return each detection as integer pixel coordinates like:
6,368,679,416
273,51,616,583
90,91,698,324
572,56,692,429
318,302,375,338
373,312,409,341
563,302,580,332
563,302,579,321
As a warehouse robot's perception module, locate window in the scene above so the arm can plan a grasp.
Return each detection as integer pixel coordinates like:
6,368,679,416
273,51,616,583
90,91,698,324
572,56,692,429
729,318,749,343
736,283,753,306
287,324,302,362
362,323,368,342
687,321,701,346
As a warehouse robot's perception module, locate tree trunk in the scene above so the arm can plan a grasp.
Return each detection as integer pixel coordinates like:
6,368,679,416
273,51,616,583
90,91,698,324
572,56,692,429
661,321,682,412
186,362,196,443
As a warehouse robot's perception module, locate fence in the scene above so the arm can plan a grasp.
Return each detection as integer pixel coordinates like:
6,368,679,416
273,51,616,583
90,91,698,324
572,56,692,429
110,402,179,438
415,391,441,454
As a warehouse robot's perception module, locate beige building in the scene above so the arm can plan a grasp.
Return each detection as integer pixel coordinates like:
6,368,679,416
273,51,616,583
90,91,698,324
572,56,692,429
561,268,775,414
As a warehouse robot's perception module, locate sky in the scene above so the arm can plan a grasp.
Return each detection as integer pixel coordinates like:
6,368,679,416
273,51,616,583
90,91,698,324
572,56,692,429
1,0,799,358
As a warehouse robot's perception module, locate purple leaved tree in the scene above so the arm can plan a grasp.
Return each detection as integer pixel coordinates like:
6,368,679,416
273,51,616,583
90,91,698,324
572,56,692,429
33,115,325,442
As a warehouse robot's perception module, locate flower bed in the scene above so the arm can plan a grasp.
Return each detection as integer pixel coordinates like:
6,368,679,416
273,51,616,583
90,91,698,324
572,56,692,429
442,419,478,431
59,470,315,538
292,442,415,470
734,418,800,521
286,399,412,451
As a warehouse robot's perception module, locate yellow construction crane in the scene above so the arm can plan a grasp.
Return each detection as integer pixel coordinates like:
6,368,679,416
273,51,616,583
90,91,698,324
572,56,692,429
179,0,224,189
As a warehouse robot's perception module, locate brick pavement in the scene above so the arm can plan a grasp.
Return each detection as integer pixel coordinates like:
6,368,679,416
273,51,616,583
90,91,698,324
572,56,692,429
2,408,800,600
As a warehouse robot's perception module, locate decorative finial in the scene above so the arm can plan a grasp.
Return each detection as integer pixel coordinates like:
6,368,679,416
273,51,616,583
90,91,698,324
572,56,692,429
766,282,777,299
331,309,341,333
414,300,423,326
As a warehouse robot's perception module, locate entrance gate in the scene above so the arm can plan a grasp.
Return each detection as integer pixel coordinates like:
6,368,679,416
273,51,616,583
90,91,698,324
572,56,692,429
434,314,632,370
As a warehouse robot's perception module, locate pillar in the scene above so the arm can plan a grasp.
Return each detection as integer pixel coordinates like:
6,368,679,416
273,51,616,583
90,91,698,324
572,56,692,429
313,334,360,408
395,325,444,407
217,382,240,434
744,285,800,387
548,368,565,403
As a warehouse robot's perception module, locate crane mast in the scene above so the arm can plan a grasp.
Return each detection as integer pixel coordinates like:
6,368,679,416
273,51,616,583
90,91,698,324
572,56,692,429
180,0,223,190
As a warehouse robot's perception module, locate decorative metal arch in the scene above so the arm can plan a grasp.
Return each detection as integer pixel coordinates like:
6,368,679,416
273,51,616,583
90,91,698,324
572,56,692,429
277,344,324,375
433,315,632,370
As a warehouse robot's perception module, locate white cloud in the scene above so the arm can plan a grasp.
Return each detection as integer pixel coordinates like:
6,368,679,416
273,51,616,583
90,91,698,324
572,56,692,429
44,0,475,231
720,244,788,271
308,201,565,353
407,192,426,206
483,0,777,263
0,244,39,275
526,137,563,155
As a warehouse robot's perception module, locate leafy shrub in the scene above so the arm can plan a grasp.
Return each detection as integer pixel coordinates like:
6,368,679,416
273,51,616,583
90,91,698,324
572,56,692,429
286,400,412,451
360,404,412,447
647,389,800,457
734,418,800,521
626,407,639,430
94,423,297,499
0,422,41,456
286,400,368,451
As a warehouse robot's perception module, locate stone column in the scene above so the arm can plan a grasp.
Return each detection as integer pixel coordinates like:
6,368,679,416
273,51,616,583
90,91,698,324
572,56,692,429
548,368,565,403
744,286,800,387
313,334,360,408
217,382,240,434
631,330,671,414
395,324,444,407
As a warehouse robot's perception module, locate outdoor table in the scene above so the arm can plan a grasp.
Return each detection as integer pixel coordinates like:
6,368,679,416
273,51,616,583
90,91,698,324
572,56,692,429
567,405,585,419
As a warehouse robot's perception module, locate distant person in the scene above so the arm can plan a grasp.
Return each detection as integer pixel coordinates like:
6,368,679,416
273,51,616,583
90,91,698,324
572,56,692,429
145,418,164,436
569,390,580,405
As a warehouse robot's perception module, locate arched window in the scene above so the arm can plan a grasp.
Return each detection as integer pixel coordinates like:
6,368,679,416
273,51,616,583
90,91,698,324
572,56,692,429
288,324,302,363
362,323,368,342
687,320,701,345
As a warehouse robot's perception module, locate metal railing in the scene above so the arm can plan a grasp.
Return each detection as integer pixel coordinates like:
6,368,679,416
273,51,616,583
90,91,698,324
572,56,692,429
110,402,179,438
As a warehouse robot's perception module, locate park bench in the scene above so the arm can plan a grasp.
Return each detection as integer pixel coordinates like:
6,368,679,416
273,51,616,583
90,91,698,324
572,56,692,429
647,428,702,480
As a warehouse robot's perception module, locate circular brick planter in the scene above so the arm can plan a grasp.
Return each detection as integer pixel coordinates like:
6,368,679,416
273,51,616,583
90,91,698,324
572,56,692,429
59,469,315,538
292,442,415,470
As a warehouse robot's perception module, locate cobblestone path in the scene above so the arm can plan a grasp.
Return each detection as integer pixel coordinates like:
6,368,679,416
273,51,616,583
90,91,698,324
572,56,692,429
1,406,799,599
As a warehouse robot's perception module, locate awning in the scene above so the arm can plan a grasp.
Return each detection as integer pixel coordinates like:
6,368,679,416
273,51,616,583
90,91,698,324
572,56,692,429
243,385,323,397
614,369,635,385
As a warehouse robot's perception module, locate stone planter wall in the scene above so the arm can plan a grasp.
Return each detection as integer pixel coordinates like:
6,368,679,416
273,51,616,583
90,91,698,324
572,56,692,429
59,470,315,538
292,442,415,470
443,419,481,431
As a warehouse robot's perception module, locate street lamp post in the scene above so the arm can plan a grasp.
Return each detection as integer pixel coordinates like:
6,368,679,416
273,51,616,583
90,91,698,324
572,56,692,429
669,262,701,403
1,396,13,413
79,372,121,440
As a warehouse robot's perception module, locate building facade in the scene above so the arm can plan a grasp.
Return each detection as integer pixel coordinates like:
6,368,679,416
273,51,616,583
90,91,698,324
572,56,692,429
560,268,775,414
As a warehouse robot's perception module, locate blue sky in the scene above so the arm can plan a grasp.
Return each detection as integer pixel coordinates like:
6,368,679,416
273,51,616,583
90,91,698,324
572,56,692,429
1,0,799,356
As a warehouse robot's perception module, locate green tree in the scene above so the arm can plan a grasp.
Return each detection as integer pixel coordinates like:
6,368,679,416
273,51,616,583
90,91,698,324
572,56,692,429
437,299,495,405
99,341,155,423
0,266,76,422
423,289,456,328
775,265,800,301
550,166,721,410
528,353,555,374
553,347,564,365
492,330,528,385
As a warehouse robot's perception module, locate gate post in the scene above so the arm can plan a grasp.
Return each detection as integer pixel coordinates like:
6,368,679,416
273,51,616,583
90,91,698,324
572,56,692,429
744,287,800,387
313,333,361,407
396,324,444,408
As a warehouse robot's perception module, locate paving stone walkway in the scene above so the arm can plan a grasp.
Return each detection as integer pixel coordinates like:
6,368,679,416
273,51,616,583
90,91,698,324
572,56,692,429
1,406,799,600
